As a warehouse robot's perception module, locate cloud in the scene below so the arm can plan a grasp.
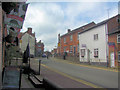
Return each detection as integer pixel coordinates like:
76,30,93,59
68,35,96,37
22,2,118,51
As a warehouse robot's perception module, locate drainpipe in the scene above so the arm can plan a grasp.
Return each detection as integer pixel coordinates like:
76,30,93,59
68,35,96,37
105,24,109,67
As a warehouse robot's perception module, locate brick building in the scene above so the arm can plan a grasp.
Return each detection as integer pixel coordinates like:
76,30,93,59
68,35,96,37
35,40,44,57
108,15,120,67
51,48,57,57
57,22,96,56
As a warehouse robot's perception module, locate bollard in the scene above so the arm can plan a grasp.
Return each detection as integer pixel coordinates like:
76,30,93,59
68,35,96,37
39,60,41,75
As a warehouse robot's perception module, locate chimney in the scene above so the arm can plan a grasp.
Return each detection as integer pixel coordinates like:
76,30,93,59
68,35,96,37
68,29,71,33
39,40,41,43
27,27,32,34
58,33,60,43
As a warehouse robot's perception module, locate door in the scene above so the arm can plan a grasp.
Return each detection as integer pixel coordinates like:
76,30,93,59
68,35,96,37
110,52,115,67
74,46,76,55
87,49,90,64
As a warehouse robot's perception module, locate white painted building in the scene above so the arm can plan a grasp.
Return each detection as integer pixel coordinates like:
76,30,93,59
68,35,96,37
19,28,35,56
79,21,108,65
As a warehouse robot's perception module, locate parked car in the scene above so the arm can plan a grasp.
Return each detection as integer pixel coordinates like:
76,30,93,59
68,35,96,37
42,54,47,58
30,54,34,58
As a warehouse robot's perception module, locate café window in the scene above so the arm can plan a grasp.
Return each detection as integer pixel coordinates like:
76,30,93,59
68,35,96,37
81,49,85,57
94,48,98,57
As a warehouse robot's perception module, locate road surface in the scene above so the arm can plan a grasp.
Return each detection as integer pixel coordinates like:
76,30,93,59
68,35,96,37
31,57,118,88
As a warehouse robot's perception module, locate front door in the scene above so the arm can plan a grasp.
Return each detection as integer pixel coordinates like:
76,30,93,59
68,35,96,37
110,52,115,67
74,47,76,55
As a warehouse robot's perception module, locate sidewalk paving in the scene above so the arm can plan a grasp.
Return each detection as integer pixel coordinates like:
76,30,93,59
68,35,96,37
21,74,34,88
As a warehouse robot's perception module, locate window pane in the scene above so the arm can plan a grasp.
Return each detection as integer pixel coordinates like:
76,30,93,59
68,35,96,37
118,52,120,61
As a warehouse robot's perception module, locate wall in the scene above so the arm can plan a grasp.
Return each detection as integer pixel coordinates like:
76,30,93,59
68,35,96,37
79,24,107,63
108,33,119,67
20,33,35,55
59,22,96,56
60,31,79,55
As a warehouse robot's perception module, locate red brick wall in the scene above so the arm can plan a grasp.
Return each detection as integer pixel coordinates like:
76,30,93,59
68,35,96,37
108,34,119,67
60,22,96,56
107,15,118,33
107,15,119,67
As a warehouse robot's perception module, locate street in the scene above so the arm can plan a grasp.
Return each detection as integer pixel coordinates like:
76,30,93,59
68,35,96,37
30,57,118,88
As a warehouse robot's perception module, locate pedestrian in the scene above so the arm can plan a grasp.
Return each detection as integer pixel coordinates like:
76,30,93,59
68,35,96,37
47,54,49,59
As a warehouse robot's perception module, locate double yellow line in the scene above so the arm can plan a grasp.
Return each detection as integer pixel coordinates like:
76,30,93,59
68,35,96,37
41,64,103,88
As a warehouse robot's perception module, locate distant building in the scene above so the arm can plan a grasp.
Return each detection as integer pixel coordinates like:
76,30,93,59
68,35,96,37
35,40,44,57
19,27,36,56
57,22,96,56
51,48,57,57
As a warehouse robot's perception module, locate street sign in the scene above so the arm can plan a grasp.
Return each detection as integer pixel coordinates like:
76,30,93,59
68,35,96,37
58,43,60,47
20,40,22,43
4,3,28,29
81,44,86,48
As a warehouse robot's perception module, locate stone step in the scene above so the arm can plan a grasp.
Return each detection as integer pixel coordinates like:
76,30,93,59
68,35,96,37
28,74,43,88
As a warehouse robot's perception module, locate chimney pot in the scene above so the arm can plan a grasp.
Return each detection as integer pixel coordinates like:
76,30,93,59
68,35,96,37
68,29,71,33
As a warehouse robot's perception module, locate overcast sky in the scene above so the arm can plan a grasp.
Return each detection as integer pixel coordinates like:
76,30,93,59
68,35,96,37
21,0,119,51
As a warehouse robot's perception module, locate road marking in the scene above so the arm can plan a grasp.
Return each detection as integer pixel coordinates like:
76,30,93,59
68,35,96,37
52,59,118,72
41,64,103,88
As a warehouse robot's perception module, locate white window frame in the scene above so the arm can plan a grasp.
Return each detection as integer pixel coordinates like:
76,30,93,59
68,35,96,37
64,37,66,43
81,49,85,57
94,34,98,41
64,47,67,52
118,51,120,62
77,44,79,53
70,35,73,41
77,34,79,40
70,45,73,53
94,48,98,58
117,34,120,43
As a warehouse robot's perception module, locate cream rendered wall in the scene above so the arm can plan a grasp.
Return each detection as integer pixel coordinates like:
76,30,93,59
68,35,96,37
20,33,35,55
79,24,107,62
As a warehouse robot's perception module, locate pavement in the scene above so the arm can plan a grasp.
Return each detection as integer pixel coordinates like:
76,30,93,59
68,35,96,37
50,57,118,72
21,74,34,88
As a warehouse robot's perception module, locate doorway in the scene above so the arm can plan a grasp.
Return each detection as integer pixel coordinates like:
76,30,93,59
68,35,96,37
110,52,115,67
